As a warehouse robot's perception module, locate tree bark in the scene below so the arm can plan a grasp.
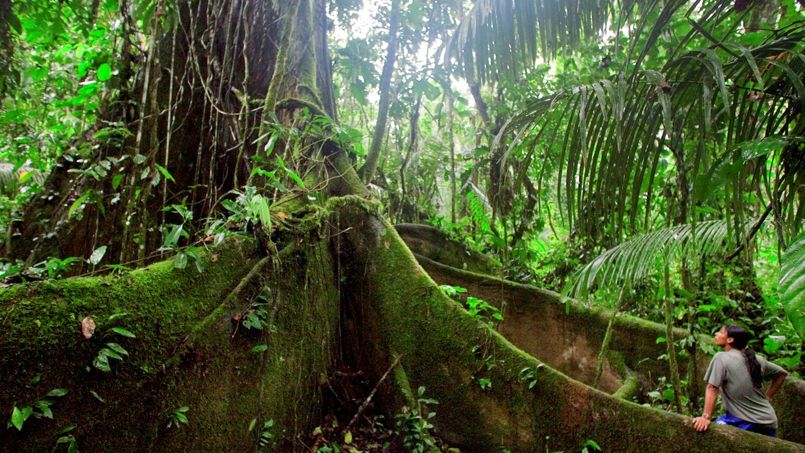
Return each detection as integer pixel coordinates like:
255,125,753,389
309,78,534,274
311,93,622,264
358,0,401,184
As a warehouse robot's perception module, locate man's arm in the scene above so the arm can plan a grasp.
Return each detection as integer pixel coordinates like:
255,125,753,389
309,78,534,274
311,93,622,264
766,371,788,399
693,383,719,432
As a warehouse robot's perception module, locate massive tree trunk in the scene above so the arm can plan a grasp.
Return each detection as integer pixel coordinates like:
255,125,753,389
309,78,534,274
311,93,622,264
10,0,336,269
2,1,804,452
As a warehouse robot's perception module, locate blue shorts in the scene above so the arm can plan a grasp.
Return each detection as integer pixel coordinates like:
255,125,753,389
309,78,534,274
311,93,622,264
714,412,776,437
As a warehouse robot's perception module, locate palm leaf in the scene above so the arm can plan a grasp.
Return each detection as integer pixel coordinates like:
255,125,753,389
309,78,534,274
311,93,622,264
0,162,42,194
446,0,614,84
497,25,804,246
780,233,805,342
566,219,752,299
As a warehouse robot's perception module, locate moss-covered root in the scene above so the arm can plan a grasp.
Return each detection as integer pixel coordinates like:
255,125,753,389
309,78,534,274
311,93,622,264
413,251,805,444
0,236,341,452
415,253,691,387
774,379,805,444
395,223,502,275
612,368,639,400
332,200,804,452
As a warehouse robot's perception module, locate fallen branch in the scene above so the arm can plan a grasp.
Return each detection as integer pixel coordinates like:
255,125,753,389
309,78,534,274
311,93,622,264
230,256,273,339
345,353,404,432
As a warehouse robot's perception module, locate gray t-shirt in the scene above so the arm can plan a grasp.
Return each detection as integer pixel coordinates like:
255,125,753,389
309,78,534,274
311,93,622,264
704,348,785,428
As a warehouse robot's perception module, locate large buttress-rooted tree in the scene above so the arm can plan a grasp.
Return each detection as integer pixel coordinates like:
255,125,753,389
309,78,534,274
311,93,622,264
11,0,344,268
2,1,804,452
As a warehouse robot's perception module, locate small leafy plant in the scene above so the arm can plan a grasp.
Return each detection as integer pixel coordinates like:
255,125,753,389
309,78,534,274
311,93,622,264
55,424,79,452
93,314,136,373
237,288,276,334
465,296,504,327
26,256,78,279
158,203,205,272
167,406,190,429
439,284,504,327
394,386,439,453
7,388,68,432
257,419,275,451
581,438,603,452
519,365,542,390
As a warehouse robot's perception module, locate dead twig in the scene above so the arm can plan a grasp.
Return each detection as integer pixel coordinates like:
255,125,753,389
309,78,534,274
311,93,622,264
726,202,772,262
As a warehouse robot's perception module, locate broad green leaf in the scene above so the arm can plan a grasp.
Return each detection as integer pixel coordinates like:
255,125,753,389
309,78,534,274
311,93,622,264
68,191,92,218
46,388,69,397
251,195,271,228
111,327,136,338
100,348,123,361
106,342,129,356
112,174,124,190
10,406,31,431
154,163,175,183
264,135,277,156
173,251,188,270
108,312,128,321
251,344,268,353
285,169,306,189
36,403,53,419
780,233,805,341
93,354,111,372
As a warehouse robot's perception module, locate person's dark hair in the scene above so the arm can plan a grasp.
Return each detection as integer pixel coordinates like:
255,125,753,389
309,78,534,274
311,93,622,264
725,325,762,388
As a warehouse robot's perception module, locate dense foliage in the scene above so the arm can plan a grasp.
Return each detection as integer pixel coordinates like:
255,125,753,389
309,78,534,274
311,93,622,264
0,0,802,412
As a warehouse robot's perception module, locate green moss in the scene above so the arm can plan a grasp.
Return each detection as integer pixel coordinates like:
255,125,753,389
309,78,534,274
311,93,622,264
0,236,341,451
613,370,639,400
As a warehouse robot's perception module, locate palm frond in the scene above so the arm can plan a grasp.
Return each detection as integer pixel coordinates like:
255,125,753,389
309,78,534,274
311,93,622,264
0,163,41,194
446,0,614,84
780,233,805,342
567,219,753,299
498,24,804,246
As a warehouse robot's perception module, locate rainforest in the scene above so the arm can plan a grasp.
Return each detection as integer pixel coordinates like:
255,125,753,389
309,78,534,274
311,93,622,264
0,0,803,451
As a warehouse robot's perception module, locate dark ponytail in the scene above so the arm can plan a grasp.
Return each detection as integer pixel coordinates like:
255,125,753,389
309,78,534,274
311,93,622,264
726,325,762,388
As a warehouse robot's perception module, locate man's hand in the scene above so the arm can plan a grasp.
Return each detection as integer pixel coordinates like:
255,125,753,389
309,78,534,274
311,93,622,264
692,416,711,432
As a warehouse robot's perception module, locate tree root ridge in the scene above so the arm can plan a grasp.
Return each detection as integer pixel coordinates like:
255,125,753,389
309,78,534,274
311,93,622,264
0,208,803,451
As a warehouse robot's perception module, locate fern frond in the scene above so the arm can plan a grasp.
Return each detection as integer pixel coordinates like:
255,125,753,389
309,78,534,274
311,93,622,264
466,188,492,234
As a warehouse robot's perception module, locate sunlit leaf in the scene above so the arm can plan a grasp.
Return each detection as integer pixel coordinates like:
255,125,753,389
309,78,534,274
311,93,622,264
89,245,107,266
97,63,112,81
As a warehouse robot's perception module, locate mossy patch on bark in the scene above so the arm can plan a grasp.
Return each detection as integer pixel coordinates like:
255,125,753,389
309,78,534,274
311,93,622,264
0,235,340,451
